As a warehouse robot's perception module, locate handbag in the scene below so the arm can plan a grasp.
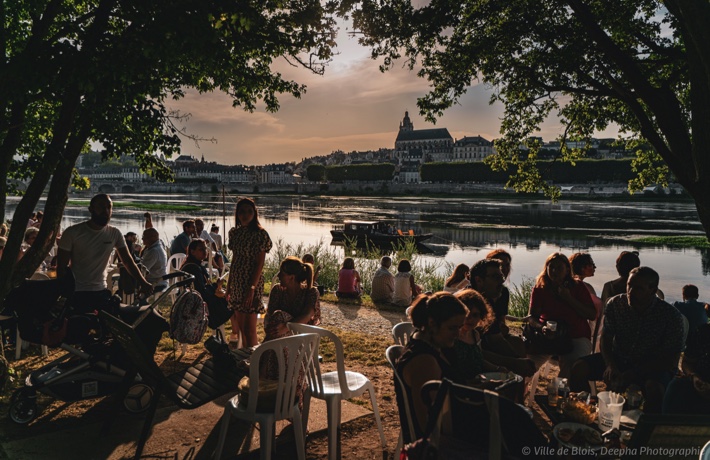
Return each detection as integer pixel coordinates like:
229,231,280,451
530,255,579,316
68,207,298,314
204,328,247,372
522,319,573,355
205,284,234,329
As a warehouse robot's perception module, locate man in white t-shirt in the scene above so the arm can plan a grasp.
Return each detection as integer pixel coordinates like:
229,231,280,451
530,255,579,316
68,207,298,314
57,194,152,313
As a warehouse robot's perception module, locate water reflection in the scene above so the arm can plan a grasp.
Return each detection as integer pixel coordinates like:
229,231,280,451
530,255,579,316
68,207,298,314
5,193,706,302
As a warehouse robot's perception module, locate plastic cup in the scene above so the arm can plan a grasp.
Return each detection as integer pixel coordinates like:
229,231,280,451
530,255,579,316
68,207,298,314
546,321,557,332
598,391,625,430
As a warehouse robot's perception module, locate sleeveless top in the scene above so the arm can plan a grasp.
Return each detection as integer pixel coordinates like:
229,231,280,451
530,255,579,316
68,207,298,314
395,338,457,442
393,272,413,306
337,268,358,293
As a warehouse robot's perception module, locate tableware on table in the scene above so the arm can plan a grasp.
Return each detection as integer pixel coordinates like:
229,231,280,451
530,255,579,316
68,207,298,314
619,409,642,429
700,440,710,460
546,320,558,332
598,391,625,430
553,422,604,450
476,371,523,391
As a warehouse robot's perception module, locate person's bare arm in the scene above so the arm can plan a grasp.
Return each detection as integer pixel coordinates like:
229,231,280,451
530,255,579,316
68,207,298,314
116,246,152,294
558,284,597,320
243,249,267,307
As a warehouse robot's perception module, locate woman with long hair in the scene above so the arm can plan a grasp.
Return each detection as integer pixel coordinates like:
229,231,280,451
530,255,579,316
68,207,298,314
264,256,321,341
443,263,470,293
443,289,502,383
336,257,362,298
396,292,467,442
570,252,604,350
226,198,272,347
528,252,596,378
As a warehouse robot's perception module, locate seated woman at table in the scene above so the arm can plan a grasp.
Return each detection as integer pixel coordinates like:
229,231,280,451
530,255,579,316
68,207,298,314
443,289,503,383
663,323,710,414
443,264,470,293
396,292,467,442
527,252,596,379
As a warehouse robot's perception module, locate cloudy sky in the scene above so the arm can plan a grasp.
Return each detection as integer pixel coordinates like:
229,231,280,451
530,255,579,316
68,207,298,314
167,22,604,166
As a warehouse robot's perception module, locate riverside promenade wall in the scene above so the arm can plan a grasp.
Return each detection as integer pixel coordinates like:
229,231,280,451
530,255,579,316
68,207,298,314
90,180,656,196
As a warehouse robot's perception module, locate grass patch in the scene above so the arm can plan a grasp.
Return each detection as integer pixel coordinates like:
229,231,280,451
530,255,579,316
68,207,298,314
629,235,710,248
66,200,203,212
318,327,388,367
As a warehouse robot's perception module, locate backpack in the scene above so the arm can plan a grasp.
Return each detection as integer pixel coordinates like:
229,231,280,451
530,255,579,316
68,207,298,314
169,290,208,344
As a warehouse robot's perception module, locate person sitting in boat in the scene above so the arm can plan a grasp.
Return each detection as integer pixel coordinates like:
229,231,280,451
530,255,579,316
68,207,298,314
336,257,362,299
393,259,422,307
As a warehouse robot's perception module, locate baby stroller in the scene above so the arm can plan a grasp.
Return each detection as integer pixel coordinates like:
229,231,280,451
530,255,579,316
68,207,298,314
3,269,194,424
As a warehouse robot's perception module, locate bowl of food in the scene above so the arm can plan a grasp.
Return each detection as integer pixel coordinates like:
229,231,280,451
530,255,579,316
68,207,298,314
563,399,598,424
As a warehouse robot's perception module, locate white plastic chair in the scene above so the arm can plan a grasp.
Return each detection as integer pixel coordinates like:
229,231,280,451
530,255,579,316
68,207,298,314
392,321,415,346
214,333,319,460
288,323,386,460
386,345,416,455
166,253,186,302
204,248,219,279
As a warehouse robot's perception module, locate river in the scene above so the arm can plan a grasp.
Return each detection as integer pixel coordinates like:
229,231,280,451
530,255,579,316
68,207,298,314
6,193,708,304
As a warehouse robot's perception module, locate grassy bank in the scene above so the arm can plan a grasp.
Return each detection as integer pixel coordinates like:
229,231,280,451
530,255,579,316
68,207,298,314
629,235,710,248
66,200,203,212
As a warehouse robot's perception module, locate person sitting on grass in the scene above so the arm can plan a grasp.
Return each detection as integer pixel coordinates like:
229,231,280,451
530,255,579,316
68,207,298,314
336,257,362,299
393,259,422,307
370,256,395,303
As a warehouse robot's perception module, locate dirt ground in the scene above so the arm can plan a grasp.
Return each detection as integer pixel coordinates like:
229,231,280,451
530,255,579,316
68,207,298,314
0,299,556,459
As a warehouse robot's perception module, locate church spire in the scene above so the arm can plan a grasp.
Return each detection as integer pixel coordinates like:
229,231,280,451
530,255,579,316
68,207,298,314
399,111,414,132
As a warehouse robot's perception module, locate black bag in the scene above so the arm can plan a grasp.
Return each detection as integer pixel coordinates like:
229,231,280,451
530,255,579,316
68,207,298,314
204,329,245,372
204,284,233,329
522,320,573,355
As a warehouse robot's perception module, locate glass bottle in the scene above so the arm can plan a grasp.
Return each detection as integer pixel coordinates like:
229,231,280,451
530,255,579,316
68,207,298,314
547,378,559,407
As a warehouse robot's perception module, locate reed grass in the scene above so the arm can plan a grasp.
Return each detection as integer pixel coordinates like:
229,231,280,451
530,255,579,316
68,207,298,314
509,276,534,318
262,238,445,296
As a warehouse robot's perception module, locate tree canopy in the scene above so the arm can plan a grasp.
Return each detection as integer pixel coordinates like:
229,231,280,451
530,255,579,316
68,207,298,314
0,0,339,295
348,0,710,236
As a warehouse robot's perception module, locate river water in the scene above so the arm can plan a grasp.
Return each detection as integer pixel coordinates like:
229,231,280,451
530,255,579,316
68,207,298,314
6,193,708,304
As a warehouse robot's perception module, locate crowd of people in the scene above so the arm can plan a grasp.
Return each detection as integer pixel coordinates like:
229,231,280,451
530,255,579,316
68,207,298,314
393,246,710,445
3,193,709,452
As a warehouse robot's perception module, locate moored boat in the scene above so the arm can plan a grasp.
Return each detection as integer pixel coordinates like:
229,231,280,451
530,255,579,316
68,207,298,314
330,220,433,245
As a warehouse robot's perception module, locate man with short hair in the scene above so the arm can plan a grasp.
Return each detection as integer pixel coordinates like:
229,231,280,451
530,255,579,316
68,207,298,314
370,256,395,303
469,258,535,377
170,220,196,256
673,284,708,345
57,194,152,312
140,228,168,291
571,267,685,412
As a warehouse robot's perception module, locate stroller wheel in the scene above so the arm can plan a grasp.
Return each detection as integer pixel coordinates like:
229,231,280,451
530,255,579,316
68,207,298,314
9,392,38,424
123,383,154,414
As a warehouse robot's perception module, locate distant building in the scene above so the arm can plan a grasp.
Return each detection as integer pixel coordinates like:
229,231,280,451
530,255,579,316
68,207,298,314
394,111,453,163
452,136,494,162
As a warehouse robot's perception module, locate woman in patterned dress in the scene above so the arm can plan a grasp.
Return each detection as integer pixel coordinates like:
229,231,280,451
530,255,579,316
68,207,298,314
226,198,272,347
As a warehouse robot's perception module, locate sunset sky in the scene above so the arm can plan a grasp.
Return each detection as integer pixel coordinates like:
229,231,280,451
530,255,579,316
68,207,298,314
168,21,613,167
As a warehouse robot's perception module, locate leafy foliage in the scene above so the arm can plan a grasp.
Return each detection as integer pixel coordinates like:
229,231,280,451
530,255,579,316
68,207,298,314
348,0,710,236
0,0,341,296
